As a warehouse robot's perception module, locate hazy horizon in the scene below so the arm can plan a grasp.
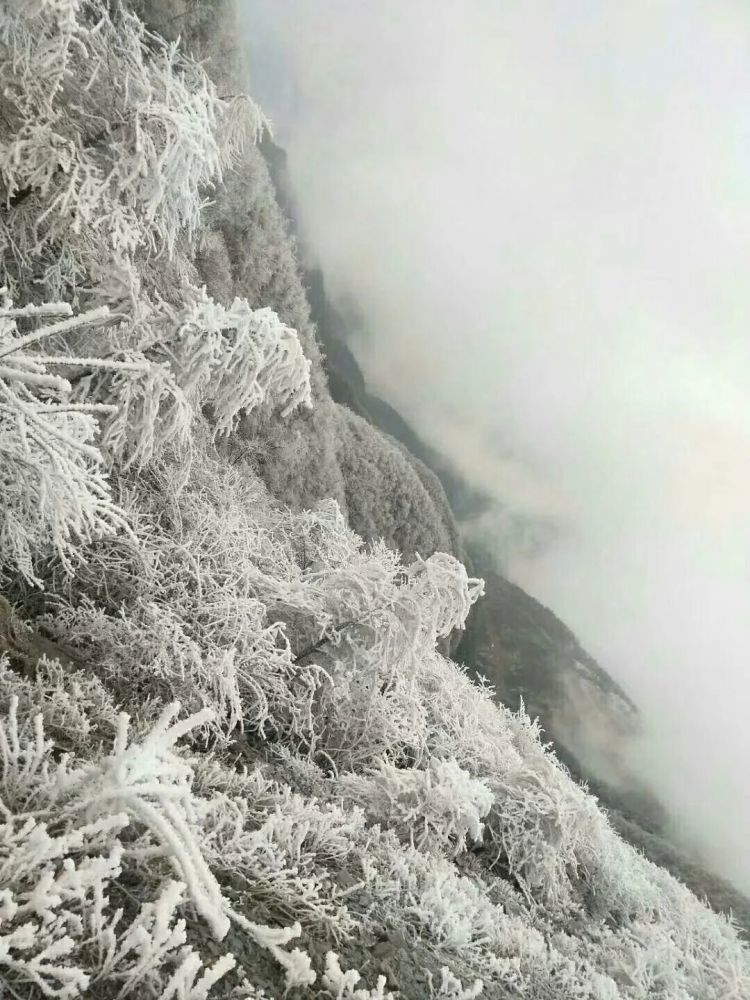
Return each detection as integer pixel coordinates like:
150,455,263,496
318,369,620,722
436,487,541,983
240,0,750,892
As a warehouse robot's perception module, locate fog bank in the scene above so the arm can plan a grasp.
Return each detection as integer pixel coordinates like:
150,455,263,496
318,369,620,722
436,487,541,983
240,0,750,891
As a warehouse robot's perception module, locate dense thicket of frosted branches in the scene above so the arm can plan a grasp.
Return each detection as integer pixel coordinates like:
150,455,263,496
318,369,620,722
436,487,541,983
0,0,311,585
0,1,748,999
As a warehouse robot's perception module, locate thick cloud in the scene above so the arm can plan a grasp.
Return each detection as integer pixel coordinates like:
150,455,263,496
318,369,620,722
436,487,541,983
240,0,750,891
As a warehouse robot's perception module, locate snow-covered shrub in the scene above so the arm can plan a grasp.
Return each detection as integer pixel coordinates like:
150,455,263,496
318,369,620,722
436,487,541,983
321,952,393,999
0,0,260,302
91,289,312,470
0,695,325,998
0,0,311,582
340,757,493,857
176,293,312,430
0,655,118,757
426,968,483,1000
0,297,131,584
40,449,481,764
0,697,229,998
0,287,312,583
192,760,366,941
40,454,331,741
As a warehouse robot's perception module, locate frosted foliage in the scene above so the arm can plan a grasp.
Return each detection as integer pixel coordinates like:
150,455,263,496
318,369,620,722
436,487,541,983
0,0,311,579
428,968,484,999
94,290,312,469
321,952,393,999
0,286,310,583
0,0,261,299
172,292,312,433
0,656,118,757
46,452,481,770
0,698,213,999
3,452,750,1000
0,298,130,585
58,702,232,940
406,553,484,638
193,763,365,938
340,757,494,857
0,697,325,998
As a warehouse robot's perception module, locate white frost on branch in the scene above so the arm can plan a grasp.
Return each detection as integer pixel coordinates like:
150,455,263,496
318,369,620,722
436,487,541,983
99,291,312,468
57,701,231,941
174,292,313,433
340,757,494,857
321,951,394,999
0,0,308,461
0,296,130,584
0,696,320,998
404,552,485,640
0,0,262,296
427,968,484,999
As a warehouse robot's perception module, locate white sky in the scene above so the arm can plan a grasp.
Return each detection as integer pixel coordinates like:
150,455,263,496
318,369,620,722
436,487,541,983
240,0,750,891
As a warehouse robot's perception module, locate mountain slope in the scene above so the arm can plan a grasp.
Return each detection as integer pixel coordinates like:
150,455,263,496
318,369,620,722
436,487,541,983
0,4,749,998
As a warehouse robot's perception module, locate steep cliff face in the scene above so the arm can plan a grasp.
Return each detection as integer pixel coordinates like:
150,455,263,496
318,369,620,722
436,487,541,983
456,553,639,774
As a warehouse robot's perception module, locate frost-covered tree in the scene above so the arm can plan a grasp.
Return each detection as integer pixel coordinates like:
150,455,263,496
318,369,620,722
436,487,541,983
0,693,321,997
0,286,312,584
0,297,130,585
0,0,312,582
0,0,257,304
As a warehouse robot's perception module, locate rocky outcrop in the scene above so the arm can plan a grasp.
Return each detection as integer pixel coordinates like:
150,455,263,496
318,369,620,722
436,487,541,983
456,552,639,772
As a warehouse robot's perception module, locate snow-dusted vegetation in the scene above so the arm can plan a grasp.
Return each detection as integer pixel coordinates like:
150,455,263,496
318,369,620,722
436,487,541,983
0,2,748,997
